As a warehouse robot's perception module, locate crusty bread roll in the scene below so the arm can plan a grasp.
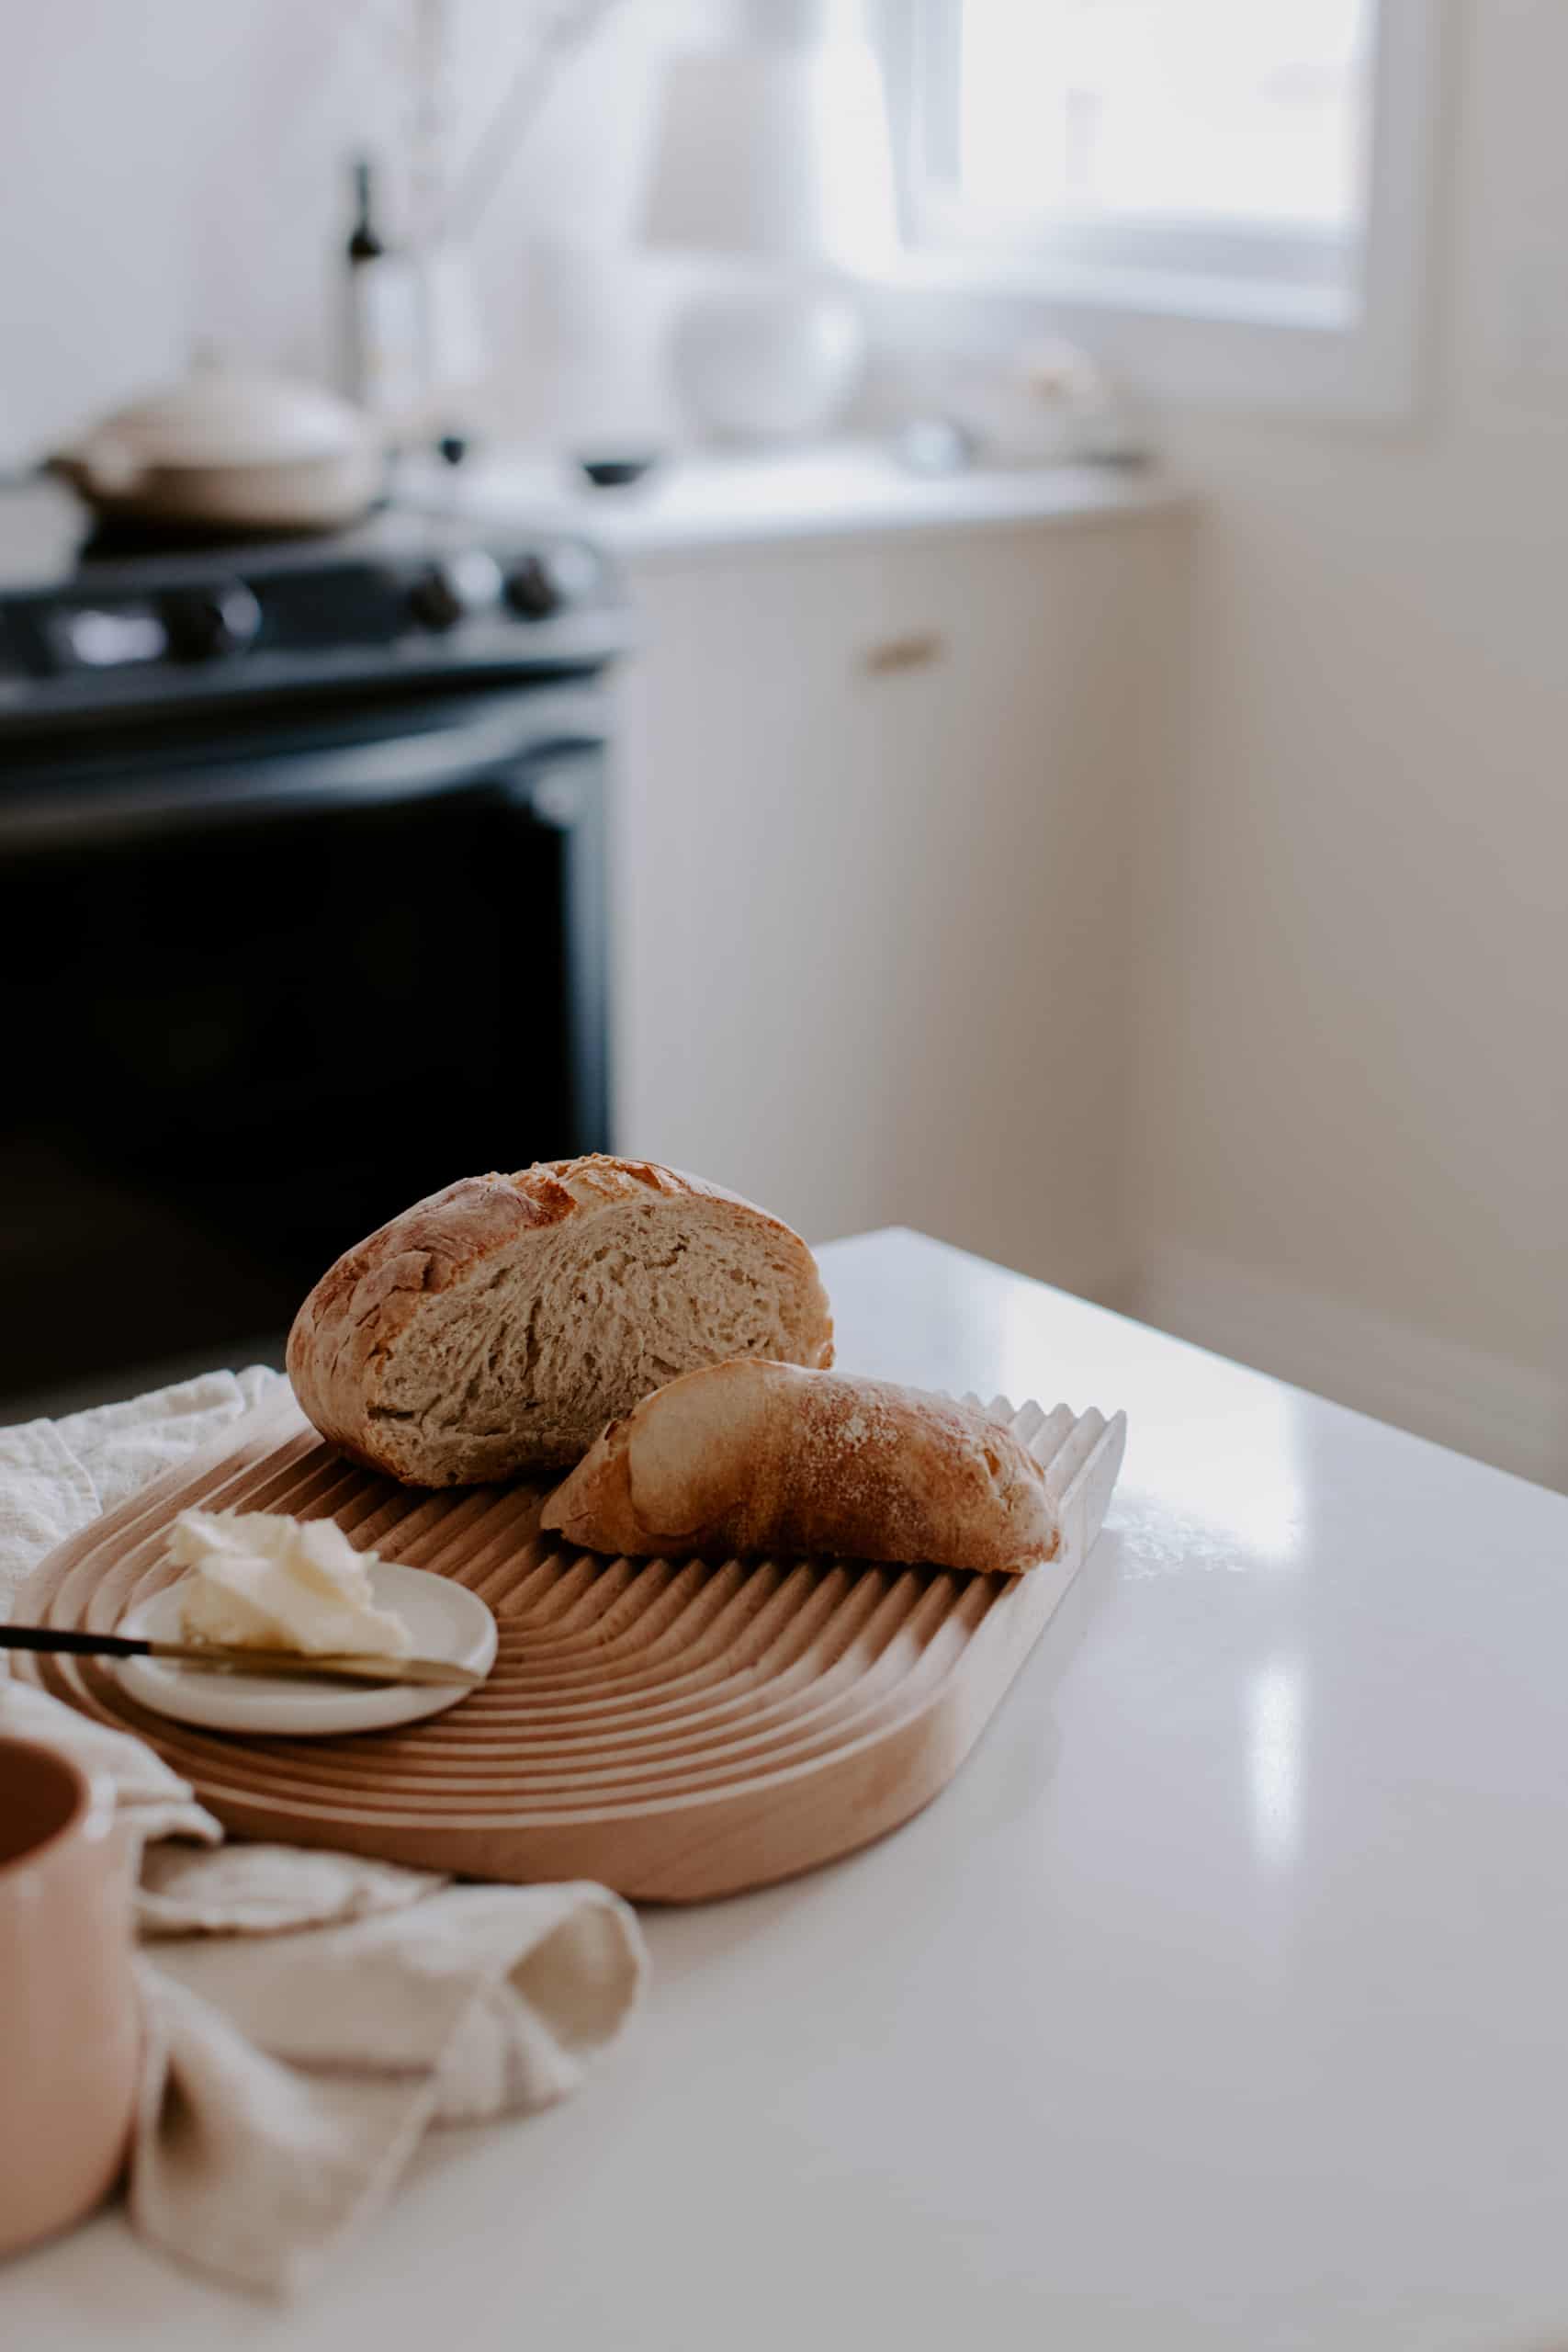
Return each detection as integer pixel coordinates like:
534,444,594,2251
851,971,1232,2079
541,1360,1059,1574
288,1157,833,1487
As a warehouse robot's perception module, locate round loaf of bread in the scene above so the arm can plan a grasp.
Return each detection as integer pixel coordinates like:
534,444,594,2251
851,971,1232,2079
287,1157,834,1487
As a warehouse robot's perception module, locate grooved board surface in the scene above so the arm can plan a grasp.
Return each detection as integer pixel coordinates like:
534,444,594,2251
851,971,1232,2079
16,1387,1125,1901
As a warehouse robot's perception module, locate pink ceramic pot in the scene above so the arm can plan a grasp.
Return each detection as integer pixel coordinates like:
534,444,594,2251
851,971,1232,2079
0,1736,140,2259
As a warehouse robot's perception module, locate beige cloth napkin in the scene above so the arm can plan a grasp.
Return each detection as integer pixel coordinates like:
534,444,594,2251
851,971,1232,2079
0,1372,648,2300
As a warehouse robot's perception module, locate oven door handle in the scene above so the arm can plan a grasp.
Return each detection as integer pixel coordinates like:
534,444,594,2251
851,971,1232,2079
0,690,604,852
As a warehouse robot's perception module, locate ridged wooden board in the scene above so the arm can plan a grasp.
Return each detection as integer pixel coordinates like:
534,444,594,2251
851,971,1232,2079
15,1388,1126,1902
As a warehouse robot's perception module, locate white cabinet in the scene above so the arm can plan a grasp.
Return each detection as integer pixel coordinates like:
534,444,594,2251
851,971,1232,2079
610,512,1183,1304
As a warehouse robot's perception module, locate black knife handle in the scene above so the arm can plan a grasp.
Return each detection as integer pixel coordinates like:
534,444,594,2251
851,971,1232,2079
0,1625,148,1657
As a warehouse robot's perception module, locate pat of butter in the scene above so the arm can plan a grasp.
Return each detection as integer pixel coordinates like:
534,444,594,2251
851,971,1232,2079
171,1510,413,1658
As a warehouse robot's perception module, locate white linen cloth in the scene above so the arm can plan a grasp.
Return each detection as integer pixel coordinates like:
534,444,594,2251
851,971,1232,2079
0,1371,647,2299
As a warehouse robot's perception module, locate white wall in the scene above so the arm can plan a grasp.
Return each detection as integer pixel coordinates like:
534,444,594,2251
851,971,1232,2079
1122,0,1568,1484
0,0,728,468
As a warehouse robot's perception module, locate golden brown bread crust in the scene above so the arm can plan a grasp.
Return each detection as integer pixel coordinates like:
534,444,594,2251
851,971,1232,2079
540,1360,1059,1575
287,1157,834,1486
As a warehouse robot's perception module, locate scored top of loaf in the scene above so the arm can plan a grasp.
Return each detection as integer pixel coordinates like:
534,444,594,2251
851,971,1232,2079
293,1156,811,1321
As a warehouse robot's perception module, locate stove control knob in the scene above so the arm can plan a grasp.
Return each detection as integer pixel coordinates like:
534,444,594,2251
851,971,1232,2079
163,582,263,662
504,553,564,621
510,542,601,619
408,551,502,631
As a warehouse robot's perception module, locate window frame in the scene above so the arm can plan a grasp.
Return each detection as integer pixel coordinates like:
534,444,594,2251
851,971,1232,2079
874,0,1448,417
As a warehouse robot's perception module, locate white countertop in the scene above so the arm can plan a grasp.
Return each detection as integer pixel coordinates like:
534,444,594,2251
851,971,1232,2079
409,441,1190,560
9,1228,1568,2347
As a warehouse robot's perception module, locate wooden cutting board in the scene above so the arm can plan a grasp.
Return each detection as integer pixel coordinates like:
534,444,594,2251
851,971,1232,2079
16,1388,1125,1902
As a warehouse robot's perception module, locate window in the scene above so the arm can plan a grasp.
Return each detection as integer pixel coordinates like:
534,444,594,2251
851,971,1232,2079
888,0,1443,414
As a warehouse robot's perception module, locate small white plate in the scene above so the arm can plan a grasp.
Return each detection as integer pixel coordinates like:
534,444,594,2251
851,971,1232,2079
115,1564,498,1737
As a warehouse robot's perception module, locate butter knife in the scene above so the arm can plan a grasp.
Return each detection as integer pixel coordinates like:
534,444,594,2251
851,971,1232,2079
0,1624,479,1688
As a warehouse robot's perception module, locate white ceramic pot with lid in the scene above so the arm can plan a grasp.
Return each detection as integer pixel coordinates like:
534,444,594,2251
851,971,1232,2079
50,355,387,533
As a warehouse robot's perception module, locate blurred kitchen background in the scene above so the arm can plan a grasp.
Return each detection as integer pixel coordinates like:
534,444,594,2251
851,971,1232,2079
2,0,1562,1491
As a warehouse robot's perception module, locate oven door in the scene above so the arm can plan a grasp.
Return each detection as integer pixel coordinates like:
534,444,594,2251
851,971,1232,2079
0,685,610,1406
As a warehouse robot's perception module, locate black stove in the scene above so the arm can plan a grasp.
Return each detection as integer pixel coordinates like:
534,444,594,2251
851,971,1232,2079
0,481,628,738
0,481,624,1414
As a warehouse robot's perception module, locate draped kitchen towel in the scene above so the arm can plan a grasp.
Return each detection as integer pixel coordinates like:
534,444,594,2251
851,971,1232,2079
0,1374,648,2300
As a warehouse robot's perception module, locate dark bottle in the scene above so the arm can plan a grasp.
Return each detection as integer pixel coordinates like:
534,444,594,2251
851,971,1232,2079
344,157,416,418
347,158,383,267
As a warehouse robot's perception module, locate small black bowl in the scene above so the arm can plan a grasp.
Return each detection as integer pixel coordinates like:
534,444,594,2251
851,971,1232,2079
576,453,661,491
